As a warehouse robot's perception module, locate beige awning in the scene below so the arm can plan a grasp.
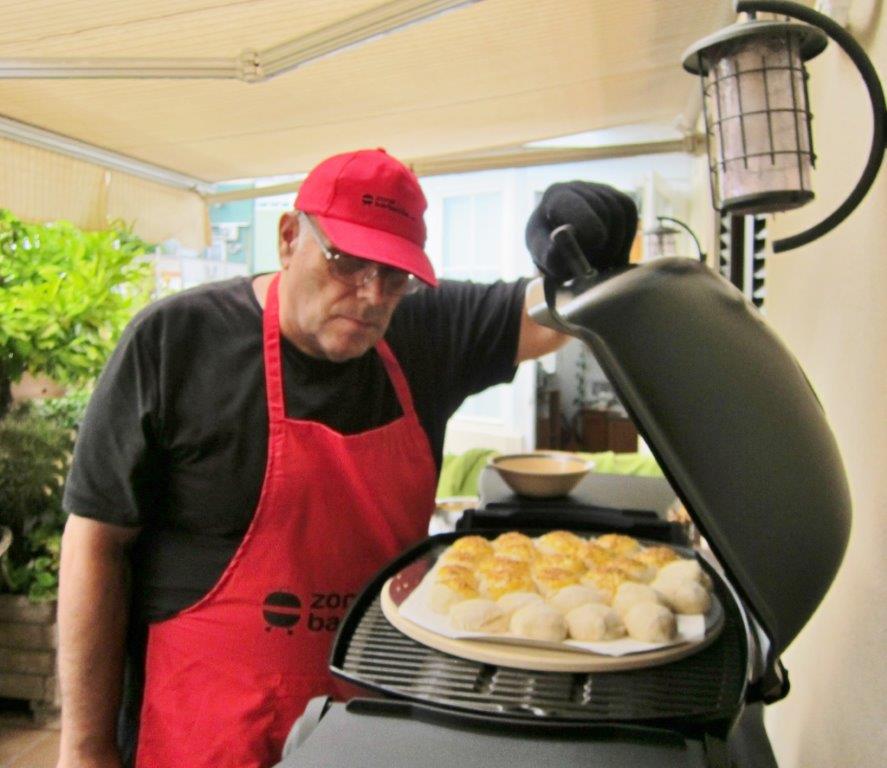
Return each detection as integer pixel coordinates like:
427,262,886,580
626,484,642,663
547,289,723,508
0,0,732,184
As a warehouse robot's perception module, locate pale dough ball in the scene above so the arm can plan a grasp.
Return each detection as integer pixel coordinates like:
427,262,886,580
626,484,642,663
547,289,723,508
449,599,508,633
565,603,626,641
657,579,712,615
497,591,544,617
611,582,664,619
509,602,568,642
655,559,713,591
623,602,676,643
429,582,476,614
549,584,605,615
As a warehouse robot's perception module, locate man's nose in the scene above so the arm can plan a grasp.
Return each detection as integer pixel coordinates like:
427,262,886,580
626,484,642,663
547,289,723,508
356,273,387,305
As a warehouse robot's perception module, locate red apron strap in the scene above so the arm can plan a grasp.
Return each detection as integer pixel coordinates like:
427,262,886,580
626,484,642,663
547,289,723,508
375,339,417,418
262,274,286,424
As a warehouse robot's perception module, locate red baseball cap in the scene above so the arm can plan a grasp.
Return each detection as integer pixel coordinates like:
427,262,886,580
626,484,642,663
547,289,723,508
295,148,437,286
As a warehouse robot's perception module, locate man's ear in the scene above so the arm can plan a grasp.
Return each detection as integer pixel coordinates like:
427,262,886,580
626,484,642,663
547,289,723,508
278,211,299,267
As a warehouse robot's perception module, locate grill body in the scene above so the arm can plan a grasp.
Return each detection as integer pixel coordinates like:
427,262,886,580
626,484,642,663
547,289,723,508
269,530,771,767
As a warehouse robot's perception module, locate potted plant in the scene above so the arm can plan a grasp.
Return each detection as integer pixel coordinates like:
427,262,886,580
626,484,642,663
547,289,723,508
0,210,153,714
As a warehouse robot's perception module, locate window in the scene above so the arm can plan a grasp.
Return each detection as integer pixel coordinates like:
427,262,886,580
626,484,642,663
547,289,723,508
441,191,502,283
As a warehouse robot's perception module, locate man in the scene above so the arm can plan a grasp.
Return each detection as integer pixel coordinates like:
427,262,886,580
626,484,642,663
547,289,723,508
57,148,637,767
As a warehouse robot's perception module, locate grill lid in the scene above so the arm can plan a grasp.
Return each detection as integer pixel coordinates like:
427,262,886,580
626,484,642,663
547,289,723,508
527,258,851,657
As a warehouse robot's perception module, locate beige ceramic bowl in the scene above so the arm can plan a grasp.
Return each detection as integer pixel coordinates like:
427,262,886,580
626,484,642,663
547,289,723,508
490,452,594,499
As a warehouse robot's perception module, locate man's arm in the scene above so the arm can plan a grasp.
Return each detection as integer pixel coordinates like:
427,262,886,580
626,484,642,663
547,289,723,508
57,514,140,768
514,293,569,364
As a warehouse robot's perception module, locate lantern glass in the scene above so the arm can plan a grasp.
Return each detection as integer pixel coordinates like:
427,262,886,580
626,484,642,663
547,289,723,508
700,29,815,214
644,229,679,259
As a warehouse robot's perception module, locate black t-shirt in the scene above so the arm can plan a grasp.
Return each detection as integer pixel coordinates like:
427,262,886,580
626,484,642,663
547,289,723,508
64,275,527,622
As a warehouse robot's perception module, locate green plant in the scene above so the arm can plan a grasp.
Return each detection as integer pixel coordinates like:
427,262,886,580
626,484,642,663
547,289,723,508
0,395,86,602
0,210,154,416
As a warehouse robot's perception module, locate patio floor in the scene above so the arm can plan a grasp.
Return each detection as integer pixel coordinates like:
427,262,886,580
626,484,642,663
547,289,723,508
0,708,59,768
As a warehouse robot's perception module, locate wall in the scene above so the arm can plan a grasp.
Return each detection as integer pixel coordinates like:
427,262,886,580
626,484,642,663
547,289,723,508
0,137,208,249
762,4,886,766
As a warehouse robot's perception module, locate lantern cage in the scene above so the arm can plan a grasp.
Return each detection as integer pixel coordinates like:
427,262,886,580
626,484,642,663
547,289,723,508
683,0,886,253
683,19,827,216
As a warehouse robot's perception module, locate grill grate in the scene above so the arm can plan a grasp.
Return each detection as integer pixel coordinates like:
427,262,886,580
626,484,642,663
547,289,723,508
340,593,747,724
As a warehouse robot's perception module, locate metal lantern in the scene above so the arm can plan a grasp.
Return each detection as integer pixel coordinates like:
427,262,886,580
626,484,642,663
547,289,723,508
683,17,827,215
643,216,706,262
683,0,886,253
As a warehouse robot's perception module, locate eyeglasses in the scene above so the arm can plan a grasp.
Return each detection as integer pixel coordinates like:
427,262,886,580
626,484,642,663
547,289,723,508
300,214,420,297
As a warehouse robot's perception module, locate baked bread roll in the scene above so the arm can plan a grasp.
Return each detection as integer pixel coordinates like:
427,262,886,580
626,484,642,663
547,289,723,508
536,530,585,557
449,598,508,633
580,569,628,603
655,579,712,615
438,549,483,569
477,556,531,578
482,569,536,600
605,556,655,583
430,565,479,613
497,591,544,616
594,533,641,556
509,602,568,642
436,564,476,584
448,535,494,560
623,602,676,643
580,542,619,569
532,552,585,575
492,531,535,549
533,566,580,598
493,539,538,564
565,603,626,641
611,582,664,619
549,584,605,614
634,545,680,569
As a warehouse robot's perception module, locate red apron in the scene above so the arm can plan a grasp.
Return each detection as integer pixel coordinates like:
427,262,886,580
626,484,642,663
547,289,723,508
136,274,437,767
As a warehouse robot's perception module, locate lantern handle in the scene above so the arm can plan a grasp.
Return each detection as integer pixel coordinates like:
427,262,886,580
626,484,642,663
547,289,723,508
735,0,886,253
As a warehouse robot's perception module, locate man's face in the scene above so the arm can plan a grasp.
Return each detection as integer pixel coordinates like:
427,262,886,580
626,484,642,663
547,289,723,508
276,212,403,362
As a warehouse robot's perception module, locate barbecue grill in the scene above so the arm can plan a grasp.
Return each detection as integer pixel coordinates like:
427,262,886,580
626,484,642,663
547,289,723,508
275,257,851,767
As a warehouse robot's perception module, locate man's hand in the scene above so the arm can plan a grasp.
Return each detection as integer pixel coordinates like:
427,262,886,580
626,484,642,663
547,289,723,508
525,181,638,279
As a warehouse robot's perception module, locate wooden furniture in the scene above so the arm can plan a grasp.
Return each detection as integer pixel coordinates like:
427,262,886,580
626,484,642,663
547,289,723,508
574,408,638,453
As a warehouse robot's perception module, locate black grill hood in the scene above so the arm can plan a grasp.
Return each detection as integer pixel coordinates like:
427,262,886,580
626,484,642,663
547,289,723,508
527,258,851,657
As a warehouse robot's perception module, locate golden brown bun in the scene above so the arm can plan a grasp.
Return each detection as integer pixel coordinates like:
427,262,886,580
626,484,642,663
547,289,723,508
634,545,680,569
536,530,585,557
594,533,641,556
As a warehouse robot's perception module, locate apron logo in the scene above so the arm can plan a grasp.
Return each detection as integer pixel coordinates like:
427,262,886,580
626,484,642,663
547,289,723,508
263,591,301,634
262,591,357,634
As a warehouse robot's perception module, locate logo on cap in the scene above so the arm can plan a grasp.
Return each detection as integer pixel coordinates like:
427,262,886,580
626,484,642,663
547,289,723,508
360,193,415,220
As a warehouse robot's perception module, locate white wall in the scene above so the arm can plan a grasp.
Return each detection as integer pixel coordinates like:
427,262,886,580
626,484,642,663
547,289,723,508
761,4,886,766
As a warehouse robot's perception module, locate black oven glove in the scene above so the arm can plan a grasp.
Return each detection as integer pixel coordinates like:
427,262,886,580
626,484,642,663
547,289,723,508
525,181,638,280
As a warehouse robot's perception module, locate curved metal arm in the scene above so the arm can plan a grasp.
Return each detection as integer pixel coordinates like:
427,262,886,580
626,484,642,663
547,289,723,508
657,216,707,262
735,0,886,252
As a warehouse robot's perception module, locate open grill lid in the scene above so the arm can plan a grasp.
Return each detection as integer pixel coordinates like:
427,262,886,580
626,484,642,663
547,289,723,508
527,258,851,657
